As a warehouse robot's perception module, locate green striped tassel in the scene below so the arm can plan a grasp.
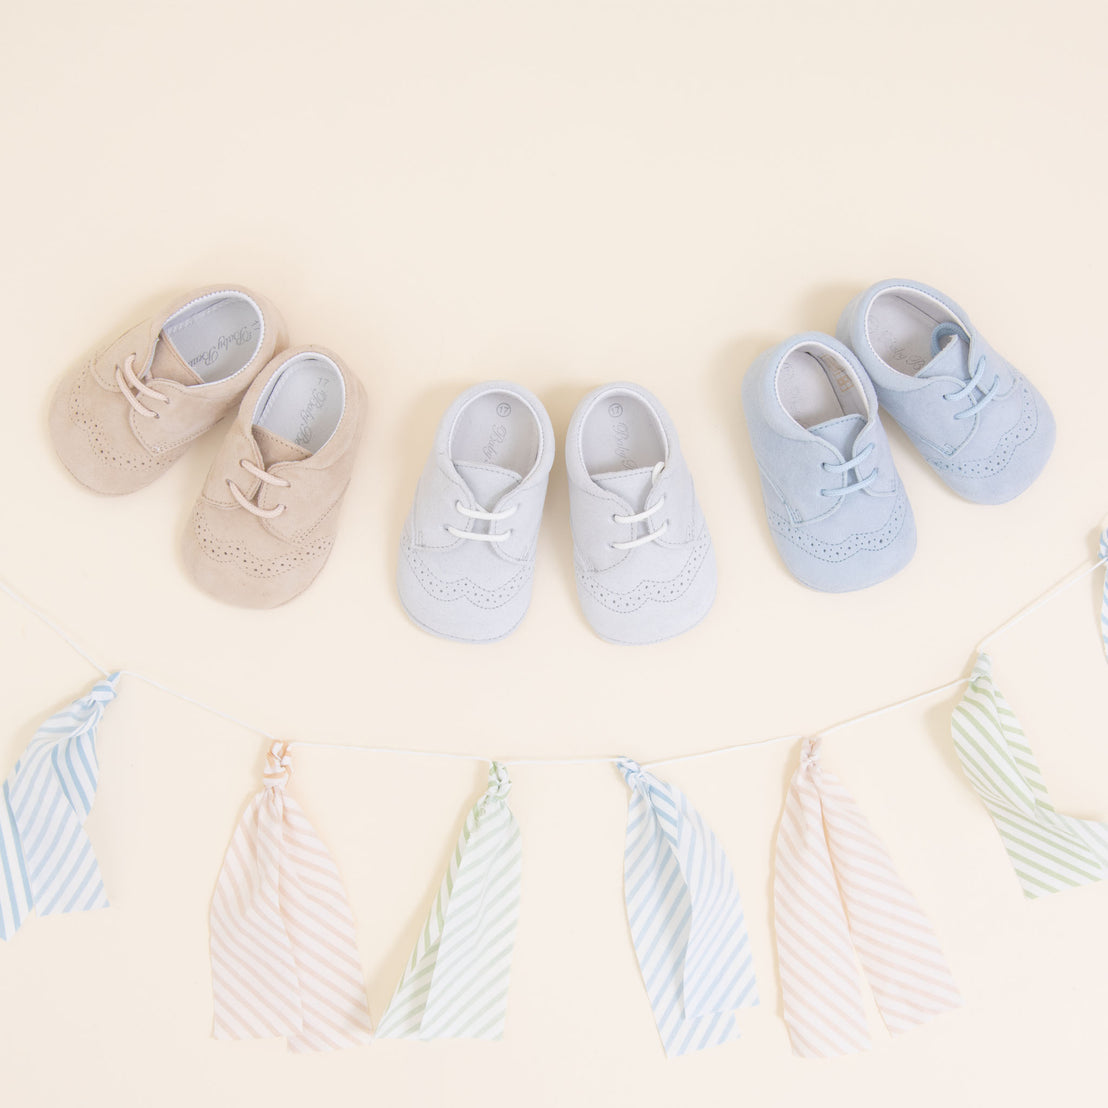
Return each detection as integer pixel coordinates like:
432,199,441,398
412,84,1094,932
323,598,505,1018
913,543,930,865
951,653,1108,899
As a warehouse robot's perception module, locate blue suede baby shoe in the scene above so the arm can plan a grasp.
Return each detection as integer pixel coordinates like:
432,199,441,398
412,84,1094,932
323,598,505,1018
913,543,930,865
836,279,1054,504
566,383,716,644
742,333,916,592
397,381,555,643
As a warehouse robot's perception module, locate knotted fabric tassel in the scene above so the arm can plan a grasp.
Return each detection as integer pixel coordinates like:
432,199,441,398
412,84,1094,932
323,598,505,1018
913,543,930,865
1,672,120,940
209,742,372,1052
618,758,758,1058
774,737,961,1058
1100,529,1108,660
952,653,1108,898
377,762,522,1040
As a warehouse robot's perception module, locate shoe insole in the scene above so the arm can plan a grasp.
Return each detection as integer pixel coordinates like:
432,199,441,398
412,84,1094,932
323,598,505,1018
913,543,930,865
253,354,346,455
581,392,666,474
776,347,867,429
451,390,540,476
162,293,264,383
866,291,958,376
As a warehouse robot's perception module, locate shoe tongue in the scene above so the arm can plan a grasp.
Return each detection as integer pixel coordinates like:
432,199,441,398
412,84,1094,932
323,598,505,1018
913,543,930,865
809,413,866,458
454,461,522,510
592,465,656,513
150,331,205,386
917,325,971,381
253,425,312,467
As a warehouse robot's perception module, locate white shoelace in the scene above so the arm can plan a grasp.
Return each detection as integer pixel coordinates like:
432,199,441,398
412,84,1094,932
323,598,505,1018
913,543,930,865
611,461,668,550
446,501,517,543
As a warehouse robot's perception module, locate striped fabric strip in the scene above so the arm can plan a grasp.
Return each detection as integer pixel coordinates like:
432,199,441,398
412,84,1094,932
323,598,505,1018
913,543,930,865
209,742,373,1052
1,673,120,941
952,653,1108,898
377,762,522,1040
1100,530,1108,660
618,759,758,1058
774,737,961,1058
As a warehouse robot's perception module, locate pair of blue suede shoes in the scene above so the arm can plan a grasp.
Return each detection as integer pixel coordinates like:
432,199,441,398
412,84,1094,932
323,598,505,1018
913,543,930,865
742,279,1055,592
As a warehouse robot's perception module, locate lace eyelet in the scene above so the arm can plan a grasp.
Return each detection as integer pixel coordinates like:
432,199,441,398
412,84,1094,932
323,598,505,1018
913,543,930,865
820,463,830,472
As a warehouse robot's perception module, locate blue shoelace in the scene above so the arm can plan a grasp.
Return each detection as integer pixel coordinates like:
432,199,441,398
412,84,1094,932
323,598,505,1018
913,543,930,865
819,442,876,499
931,321,999,421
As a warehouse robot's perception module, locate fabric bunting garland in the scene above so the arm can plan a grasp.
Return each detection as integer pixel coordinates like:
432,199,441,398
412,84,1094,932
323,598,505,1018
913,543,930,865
618,758,758,1057
377,761,522,1040
773,737,961,1058
951,653,1108,898
1,672,119,940
6,518,1108,1061
209,742,373,1052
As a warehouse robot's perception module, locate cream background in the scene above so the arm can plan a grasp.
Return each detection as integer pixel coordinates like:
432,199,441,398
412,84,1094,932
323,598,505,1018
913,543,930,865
2,1,1106,1104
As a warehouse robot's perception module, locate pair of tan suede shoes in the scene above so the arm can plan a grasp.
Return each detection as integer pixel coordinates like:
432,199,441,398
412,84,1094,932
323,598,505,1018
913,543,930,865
49,285,365,608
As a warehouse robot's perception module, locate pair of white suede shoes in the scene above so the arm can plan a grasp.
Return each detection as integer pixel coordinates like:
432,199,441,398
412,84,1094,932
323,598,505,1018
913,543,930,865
397,382,717,645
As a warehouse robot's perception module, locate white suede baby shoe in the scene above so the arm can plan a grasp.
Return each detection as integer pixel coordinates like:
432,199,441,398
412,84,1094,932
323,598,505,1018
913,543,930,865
566,383,716,645
397,381,555,643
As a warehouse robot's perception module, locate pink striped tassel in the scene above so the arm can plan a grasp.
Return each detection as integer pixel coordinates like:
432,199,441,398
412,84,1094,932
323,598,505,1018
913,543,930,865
773,738,961,1058
209,743,373,1052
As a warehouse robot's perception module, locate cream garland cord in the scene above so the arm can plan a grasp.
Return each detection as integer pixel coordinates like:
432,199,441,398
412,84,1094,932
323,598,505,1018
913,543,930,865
2,546,1106,768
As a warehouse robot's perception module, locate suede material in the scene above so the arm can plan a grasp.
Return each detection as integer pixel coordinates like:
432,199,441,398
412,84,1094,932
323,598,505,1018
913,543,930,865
406,386,552,565
182,346,365,608
408,461,479,550
837,279,1055,504
254,426,311,468
742,333,916,593
50,285,287,495
742,335,898,523
763,476,917,593
396,381,555,643
566,383,716,645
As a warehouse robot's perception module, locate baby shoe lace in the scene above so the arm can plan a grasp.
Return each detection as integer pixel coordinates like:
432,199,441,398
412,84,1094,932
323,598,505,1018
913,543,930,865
446,501,517,543
932,321,999,421
819,442,877,499
116,353,169,418
227,459,290,518
611,461,668,550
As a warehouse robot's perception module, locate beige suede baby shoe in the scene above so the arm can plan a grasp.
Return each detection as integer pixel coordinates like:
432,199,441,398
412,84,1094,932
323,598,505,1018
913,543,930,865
50,285,286,494
183,346,365,608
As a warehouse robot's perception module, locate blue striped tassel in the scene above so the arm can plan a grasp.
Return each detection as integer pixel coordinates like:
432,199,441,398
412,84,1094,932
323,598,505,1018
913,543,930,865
0,673,120,940
618,759,758,1057
1100,529,1108,661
